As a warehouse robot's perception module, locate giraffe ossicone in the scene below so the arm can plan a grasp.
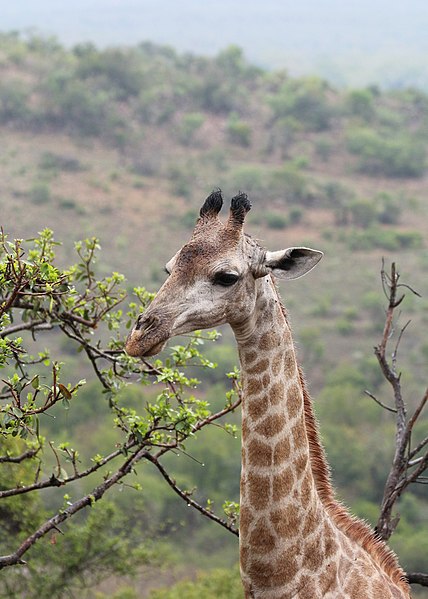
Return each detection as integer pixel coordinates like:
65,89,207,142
126,190,410,599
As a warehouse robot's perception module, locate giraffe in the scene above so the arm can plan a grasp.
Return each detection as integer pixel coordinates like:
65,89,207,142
125,190,411,599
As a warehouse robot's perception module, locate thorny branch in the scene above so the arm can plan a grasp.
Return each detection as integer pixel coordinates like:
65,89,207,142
367,262,427,586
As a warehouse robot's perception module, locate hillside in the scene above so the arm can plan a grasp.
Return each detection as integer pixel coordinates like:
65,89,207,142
1,33,428,597
2,1,428,88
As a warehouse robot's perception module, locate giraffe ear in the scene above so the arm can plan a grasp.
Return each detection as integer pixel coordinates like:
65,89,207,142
264,247,323,280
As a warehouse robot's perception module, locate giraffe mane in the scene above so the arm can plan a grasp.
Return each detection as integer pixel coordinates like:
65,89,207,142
271,279,409,594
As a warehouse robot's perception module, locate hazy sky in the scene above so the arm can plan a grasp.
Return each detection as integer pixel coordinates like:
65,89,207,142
2,0,428,86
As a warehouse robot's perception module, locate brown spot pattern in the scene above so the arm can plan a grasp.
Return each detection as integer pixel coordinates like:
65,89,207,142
247,439,273,468
269,381,285,405
272,466,294,501
273,548,300,587
255,413,286,437
271,352,284,376
245,377,263,396
247,397,268,421
271,504,301,538
345,574,370,599
291,419,306,446
247,559,275,588
248,474,271,510
249,518,276,554
243,349,257,364
246,358,269,375
294,453,309,475
273,437,291,465
286,382,302,418
259,331,280,351
304,536,324,572
240,505,252,537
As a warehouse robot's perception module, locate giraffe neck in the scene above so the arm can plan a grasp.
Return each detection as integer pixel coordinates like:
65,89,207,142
232,276,410,599
233,276,332,596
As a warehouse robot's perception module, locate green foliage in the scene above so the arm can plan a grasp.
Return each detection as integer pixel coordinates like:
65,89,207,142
270,77,332,131
39,152,85,173
148,566,242,599
340,227,423,251
264,211,289,229
345,89,375,120
29,182,51,205
374,191,403,225
177,112,204,146
349,199,378,228
271,162,315,205
0,80,31,124
346,127,426,177
1,501,156,599
0,229,240,586
76,47,145,100
226,114,252,147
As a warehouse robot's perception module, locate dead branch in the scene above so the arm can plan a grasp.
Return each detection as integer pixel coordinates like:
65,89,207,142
371,263,427,562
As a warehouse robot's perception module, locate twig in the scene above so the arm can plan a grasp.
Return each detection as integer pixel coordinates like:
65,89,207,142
364,390,397,414
145,452,238,537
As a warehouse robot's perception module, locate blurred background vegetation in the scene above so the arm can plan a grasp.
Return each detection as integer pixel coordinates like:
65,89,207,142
0,27,427,598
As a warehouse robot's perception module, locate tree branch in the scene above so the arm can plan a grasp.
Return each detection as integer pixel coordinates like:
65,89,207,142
145,452,238,537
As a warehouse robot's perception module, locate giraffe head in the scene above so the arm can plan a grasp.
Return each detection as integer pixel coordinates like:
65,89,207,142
125,190,323,357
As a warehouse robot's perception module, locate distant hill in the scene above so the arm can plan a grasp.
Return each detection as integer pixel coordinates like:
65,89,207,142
2,0,428,88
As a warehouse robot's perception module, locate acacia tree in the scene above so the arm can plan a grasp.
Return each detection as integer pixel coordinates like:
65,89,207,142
0,230,240,582
0,231,427,590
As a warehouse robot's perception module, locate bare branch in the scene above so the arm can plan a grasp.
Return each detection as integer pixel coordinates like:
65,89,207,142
0,447,40,464
364,390,397,414
406,572,428,586
374,262,428,546
145,452,238,537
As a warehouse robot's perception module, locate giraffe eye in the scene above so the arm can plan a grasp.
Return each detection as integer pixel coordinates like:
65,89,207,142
213,272,240,287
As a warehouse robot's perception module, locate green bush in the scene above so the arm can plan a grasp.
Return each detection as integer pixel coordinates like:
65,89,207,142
345,89,375,120
177,113,204,145
271,163,315,205
315,137,333,161
264,212,289,229
29,182,51,205
349,199,378,228
270,77,332,131
225,165,269,197
226,114,252,147
149,567,242,599
0,80,31,124
343,227,423,251
374,191,403,225
76,47,145,100
346,127,426,177
39,152,85,173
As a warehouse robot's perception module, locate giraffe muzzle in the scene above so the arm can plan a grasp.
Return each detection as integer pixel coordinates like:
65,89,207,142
125,313,171,357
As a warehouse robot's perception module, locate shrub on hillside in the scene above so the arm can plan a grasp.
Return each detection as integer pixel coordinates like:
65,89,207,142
269,77,332,131
226,114,252,147
346,127,426,177
177,112,205,146
344,89,375,120
0,81,31,124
